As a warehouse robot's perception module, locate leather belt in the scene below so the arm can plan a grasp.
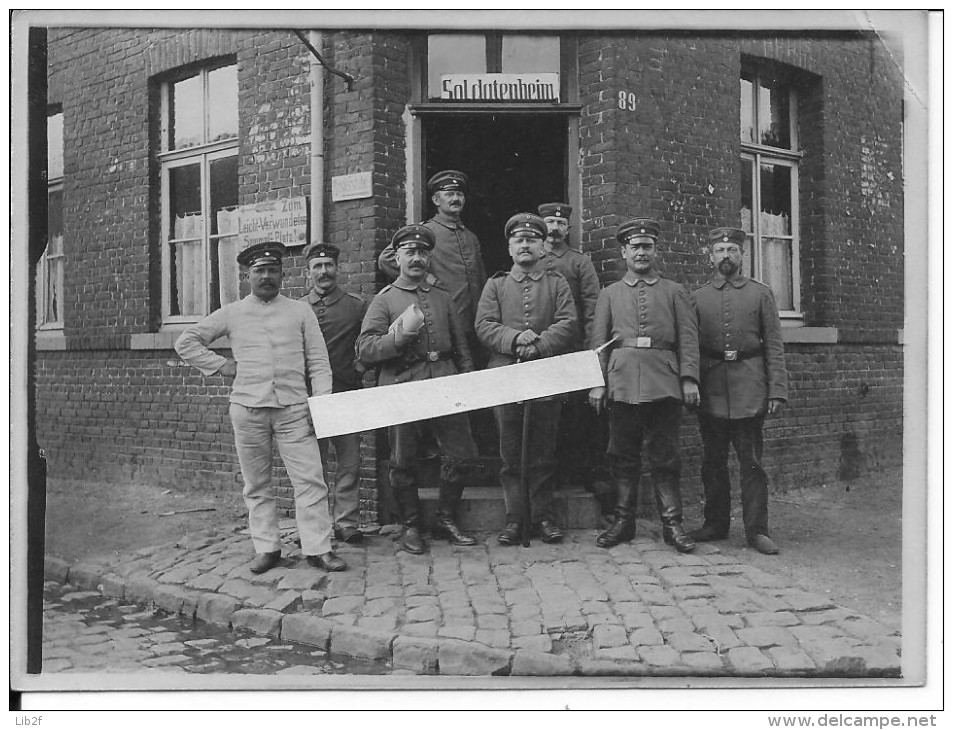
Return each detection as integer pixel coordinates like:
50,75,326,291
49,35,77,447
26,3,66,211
617,337,676,352
425,351,452,362
702,347,762,361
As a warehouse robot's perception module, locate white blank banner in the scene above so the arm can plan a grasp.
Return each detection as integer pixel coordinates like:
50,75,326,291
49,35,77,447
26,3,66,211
308,350,605,439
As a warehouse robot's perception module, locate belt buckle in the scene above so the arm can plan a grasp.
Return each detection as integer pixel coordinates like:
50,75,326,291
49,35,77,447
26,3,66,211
427,352,439,362
724,349,739,361
636,336,651,348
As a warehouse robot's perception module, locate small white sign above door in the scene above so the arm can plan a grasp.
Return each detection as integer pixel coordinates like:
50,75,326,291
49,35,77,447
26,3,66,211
440,73,560,102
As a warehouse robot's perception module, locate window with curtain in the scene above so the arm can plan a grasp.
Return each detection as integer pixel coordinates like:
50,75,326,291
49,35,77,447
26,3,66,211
158,60,239,320
740,68,802,315
37,110,64,328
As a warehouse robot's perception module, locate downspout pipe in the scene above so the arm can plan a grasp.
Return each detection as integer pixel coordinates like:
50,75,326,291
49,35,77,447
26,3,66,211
309,30,324,245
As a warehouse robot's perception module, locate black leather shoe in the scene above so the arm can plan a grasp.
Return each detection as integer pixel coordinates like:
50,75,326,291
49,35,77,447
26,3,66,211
662,524,696,553
249,551,281,574
596,517,635,548
748,534,779,555
432,518,477,546
307,551,347,571
334,526,364,544
538,520,563,544
397,526,426,554
497,522,521,546
689,524,729,542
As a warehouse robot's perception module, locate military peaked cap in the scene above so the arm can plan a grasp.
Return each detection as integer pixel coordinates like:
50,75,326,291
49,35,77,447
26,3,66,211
505,213,547,239
616,217,661,244
237,241,287,267
391,223,436,250
427,169,469,195
537,202,572,220
708,227,747,246
302,241,341,261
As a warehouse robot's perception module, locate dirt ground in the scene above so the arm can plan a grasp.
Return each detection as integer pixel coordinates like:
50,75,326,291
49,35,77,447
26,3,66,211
41,466,903,631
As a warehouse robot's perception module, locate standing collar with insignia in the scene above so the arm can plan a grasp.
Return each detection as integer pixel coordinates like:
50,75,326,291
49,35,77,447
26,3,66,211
393,275,431,291
509,266,545,282
309,285,343,304
431,213,465,230
712,275,749,289
622,271,660,286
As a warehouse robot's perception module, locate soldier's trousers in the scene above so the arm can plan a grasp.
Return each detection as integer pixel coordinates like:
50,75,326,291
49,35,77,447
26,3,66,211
230,403,332,557
494,399,561,525
388,414,479,527
605,399,684,523
318,431,361,531
697,412,769,538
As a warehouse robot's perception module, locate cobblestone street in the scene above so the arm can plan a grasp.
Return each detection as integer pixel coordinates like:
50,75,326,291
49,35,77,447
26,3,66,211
42,519,903,678
42,581,393,675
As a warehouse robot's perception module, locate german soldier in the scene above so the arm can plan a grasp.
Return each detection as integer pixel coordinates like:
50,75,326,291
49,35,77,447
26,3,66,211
175,241,346,574
299,241,368,544
357,224,479,554
688,227,788,555
588,217,700,553
475,213,578,545
537,202,606,494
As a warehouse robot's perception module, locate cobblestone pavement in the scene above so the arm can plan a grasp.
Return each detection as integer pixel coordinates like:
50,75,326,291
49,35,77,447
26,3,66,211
44,519,902,677
42,581,393,675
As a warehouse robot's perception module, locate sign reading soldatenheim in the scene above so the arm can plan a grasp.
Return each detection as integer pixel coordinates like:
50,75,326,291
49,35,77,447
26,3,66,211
237,197,308,248
440,73,560,102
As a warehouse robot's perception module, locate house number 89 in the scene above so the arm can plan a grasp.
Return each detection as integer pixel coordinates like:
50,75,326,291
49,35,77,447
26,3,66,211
618,91,637,111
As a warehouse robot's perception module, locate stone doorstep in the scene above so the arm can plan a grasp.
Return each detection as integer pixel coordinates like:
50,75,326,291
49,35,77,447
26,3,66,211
419,486,601,530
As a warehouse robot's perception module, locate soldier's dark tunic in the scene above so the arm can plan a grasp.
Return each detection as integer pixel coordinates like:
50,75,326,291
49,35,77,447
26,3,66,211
377,213,486,337
356,275,478,528
475,266,577,525
692,275,788,538
300,285,367,532
590,271,699,529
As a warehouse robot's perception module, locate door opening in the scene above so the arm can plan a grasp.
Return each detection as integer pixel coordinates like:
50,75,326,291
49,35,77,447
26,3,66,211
422,114,568,275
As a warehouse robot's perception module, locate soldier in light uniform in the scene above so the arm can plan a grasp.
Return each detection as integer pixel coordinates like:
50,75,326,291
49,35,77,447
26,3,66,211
299,241,368,545
357,224,479,554
537,202,605,493
377,170,486,346
688,227,788,555
475,213,578,545
588,217,700,553
175,241,346,574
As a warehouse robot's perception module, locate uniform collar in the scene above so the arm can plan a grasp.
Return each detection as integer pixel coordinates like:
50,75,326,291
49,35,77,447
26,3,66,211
622,271,659,286
248,292,284,305
509,264,545,282
712,275,749,289
393,274,431,292
431,212,466,231
308,285,344,305
544,244,568,259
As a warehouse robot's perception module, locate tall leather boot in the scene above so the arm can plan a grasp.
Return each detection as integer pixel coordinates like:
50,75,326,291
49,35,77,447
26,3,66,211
432,481,477,546
654,477,695,553
395,486,426,555
596,478,638,548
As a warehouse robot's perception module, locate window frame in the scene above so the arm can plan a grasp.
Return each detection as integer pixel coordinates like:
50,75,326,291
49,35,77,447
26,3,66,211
740,75,804,318
157,60,239,324
37,110,65,330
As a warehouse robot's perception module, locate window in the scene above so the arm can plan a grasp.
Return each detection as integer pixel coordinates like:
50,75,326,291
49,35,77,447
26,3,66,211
740,68,802,315
37,111,64,328
159,60,239,321
426,33,561,100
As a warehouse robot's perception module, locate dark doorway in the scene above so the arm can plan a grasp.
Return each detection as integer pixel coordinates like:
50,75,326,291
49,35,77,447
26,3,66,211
423,114,568,275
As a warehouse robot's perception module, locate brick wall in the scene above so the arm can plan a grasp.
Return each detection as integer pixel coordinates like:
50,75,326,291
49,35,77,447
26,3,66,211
576,31,904,488
37,28,904,516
